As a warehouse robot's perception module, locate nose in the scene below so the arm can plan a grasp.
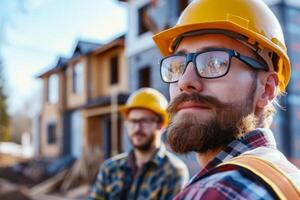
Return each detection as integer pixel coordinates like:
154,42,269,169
178,62,204,93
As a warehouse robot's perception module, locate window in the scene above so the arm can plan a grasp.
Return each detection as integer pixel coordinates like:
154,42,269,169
110,55,119,84
139,67,151,88
47,123,57,144
73,62,84,93
138,4,150,35
138,0,174,34
70,111,83,157
48,74,59,103
103,117,111,158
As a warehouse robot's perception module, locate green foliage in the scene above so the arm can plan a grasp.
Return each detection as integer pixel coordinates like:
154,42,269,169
0,61,10,141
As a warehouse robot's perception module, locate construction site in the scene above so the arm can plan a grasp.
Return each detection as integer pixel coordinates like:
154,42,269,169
1,0,300,199
0,141,105,200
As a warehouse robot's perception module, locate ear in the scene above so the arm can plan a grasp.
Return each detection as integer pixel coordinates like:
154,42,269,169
256,72,279,108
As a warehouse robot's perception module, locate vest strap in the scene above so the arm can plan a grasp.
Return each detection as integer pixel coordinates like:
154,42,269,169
218,155,300,200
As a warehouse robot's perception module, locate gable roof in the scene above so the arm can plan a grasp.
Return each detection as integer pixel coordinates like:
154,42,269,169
37,56,68,78
37,34,125,78
72,40,102,58
90,34,125,55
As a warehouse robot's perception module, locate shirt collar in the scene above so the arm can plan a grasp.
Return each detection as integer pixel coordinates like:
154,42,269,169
191,128,277,182
125,144,167,170
151,143,167,167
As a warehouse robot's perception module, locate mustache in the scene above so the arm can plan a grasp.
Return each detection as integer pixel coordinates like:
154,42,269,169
167,93,229,115
132,131,146,137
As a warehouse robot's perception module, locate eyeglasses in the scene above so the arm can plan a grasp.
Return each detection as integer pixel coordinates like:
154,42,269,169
160,48,268,83
126,117,159,129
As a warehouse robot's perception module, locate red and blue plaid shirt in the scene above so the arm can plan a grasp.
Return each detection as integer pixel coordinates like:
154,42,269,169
174,128,300,200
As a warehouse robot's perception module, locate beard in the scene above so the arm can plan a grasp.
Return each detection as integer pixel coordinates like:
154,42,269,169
167,82,257,154
129,131,155,152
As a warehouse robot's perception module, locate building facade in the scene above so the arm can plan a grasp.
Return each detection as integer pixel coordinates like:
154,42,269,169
38,36,128,160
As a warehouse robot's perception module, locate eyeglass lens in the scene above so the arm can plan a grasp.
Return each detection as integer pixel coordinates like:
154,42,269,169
127,118,158,128
161,51,230,82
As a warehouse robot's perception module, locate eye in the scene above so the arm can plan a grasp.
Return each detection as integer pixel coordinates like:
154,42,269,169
162,56,186,82
169,62,185,81
200,56,228,77
195,51,229,77
207,57,228,70
170,61,185,74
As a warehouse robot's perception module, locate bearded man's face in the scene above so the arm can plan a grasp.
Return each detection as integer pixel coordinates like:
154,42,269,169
166,34,262,154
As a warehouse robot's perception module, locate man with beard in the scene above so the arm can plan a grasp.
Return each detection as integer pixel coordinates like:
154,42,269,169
153,0,300,199
88,87,189,200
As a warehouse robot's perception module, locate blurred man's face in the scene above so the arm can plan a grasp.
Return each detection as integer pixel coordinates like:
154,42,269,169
167,34,260,154
126,109,161,152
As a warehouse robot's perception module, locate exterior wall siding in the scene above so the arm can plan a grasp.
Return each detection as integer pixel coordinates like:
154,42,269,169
90,46,127,98
40,103,62,157
66,57,88,109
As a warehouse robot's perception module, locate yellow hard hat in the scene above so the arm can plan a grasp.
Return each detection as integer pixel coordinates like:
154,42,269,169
120,88,169,128
153,0,290,92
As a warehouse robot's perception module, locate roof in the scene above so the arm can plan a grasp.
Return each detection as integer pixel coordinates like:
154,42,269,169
90,34,125,56
37,34,125,78
72,40,102,58
36,56,69,78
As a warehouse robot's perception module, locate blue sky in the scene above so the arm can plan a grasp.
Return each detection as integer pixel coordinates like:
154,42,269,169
0,0,127,114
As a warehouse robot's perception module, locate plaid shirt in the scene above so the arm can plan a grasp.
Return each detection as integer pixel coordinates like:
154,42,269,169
174,128,300,200
88,145,189,200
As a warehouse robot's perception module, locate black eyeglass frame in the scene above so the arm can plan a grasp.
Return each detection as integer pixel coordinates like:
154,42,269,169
160,48,269,83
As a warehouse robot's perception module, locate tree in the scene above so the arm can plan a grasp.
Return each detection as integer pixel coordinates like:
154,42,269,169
0,60,10,141
9,97,33,144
